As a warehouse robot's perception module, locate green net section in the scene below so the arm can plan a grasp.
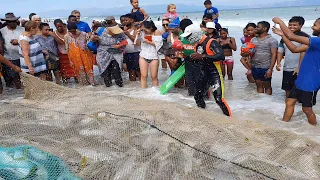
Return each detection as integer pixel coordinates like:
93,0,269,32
0,145,80,180
0,73,319,180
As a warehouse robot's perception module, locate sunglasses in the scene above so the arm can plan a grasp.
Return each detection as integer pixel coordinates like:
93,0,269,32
162,24,169,27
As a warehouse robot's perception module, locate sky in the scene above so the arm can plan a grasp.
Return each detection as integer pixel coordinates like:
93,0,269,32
1,0,294,13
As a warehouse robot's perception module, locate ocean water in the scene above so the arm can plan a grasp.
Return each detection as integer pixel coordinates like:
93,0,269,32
2,6,320,143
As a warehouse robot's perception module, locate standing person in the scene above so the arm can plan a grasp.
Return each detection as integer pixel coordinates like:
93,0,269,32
64,22,94,85
67,15,77,23
19,21,47,80
105,16,119,28
130,0,149,26
276,16,309,98
193,22,231,116
180,19,204,96
123,14,141,81
166,21,185,88
202,14,220,36
137,21,162,88
160,19,170,69
71,10,91,35
29,13,36,21
240,23,257,83
0,54,21,94
31,15,42,36
163,4,179,22
203,0,222,31
247,21,278,95
53,19,75,82
272,17,320,125
217,28,237,80
0,13,24,89
36,23,61,85
92,26,127,87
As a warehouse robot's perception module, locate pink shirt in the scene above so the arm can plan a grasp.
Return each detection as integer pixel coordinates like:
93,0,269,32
164,12,178,21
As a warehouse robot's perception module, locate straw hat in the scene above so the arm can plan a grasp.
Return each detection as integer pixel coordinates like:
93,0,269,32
108,25,123,35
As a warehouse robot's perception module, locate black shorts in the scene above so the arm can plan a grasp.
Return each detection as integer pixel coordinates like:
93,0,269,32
282,71,297,91
288,85,318,107
123,52,140,71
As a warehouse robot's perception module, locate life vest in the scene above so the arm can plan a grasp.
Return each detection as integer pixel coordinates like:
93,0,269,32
194,35,215,56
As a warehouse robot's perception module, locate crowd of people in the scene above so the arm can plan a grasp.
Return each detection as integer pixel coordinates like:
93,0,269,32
0,0,320,125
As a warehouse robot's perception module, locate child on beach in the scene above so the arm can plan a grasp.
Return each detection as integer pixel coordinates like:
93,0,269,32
217,28,237,80
130,0,149,27
240,28,248,44
240,23,257,83
163,4,179,22
203,0,222,30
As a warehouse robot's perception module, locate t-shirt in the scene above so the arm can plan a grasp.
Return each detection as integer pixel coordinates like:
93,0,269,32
0,26,24,60
181,32,196,57
278,31,309,72
36,35,58,56
245,36,253,43
251,35,278,69
295,37,320,92
204,7,219,23
77,21,91,33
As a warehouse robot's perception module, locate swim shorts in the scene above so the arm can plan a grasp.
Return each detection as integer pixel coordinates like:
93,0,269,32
282,71,297,91
224,56,234,65
288,85,318,107
252,67,271,82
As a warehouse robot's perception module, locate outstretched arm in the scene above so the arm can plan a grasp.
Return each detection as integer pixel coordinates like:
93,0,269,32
273,17,310,46
140,8,149,24
272,27,308,53
0,54,21,72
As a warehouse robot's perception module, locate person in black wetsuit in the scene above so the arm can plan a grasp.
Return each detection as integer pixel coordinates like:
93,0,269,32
192,22,231,117
180,19,205,96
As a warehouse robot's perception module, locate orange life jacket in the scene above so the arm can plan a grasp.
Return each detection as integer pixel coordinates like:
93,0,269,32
194,35,215,56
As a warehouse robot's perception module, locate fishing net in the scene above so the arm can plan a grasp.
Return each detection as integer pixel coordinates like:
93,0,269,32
0,72,319,180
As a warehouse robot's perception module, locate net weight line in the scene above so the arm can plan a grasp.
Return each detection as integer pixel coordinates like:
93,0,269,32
2,101,281,180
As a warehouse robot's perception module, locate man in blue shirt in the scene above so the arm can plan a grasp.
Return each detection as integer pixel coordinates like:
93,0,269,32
273,17,320,125
71,10,91,35
204,0,219,24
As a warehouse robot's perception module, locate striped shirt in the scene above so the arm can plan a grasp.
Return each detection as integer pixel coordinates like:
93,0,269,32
19,34,47,73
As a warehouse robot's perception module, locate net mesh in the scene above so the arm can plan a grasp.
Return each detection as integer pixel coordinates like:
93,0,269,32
0,72,320,180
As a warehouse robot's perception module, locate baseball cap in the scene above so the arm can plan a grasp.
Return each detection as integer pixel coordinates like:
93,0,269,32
206,22,216,29
180,19,193,31
180,25,194,37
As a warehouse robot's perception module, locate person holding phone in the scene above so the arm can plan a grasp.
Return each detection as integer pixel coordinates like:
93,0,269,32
137,21,162,88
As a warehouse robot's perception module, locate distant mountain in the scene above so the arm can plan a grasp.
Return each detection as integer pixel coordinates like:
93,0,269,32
39,1,320,18
272,0,320,7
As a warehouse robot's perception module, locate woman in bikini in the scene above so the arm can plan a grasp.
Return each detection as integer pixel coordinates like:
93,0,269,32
137,21,162,88
217,28,237,80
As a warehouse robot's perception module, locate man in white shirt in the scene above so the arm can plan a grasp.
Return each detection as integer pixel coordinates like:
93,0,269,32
0,13,24,89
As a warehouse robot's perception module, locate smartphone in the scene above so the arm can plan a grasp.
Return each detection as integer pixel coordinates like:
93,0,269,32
144,35,152,42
